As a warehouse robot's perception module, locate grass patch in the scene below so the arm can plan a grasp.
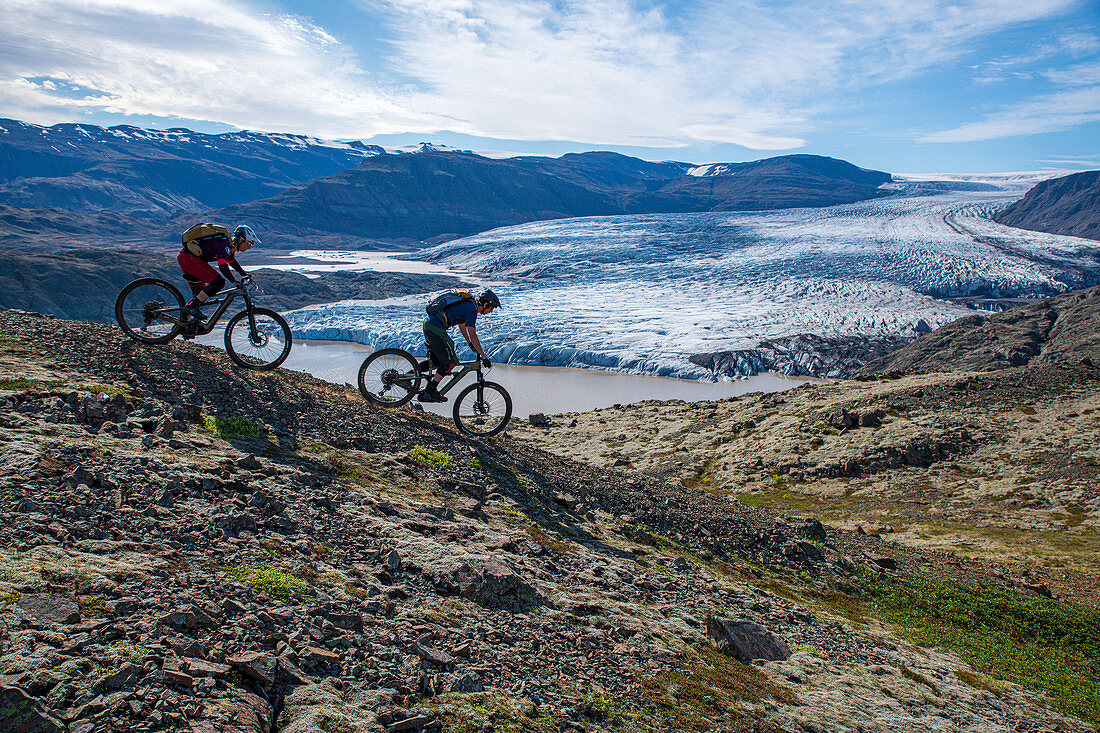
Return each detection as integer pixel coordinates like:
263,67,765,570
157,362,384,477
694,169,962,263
527,525,575,555
230,565,307,602
409,444,456,469
111,641,152,663
635,644,796,732
202,414,264,440
427,692,561,733
0,377,66,391
854,572,1100,724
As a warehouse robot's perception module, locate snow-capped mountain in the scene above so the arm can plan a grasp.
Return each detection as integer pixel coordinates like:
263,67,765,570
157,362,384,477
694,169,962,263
280,178,1100,378
0,118,384,217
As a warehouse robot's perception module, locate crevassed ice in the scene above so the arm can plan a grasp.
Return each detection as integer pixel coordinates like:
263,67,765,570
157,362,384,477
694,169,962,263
281,184,1100,379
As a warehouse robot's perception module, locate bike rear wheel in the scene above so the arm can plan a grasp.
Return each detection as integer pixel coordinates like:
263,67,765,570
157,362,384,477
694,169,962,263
453,381,512,437
224,308,292,369
359,348,422,407
115,278,185,344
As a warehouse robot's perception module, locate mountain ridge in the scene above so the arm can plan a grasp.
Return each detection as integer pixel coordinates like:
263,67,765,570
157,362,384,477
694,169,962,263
994,170,1100,241
0,118,894,249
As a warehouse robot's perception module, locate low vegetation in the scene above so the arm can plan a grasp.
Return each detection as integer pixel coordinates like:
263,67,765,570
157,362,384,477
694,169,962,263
851,572,1100,724
202,414,264,440
409,444,456,469
229,565,308,602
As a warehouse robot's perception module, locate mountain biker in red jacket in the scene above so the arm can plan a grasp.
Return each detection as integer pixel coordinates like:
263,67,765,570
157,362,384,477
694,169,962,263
177,225,259,332
419,289,501,403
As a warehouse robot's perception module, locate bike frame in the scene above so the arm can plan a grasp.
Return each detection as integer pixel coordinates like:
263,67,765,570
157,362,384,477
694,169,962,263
432,359,485,396
387,358,484,396
158,285,257,336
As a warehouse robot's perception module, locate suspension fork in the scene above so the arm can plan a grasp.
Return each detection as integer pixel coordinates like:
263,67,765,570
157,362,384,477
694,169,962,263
242,293,259,336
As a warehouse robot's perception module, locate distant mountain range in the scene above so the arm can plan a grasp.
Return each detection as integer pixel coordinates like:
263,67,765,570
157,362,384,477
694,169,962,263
214,151,893,245
0,118,894,250
994,170,1100,241
0,118,382,217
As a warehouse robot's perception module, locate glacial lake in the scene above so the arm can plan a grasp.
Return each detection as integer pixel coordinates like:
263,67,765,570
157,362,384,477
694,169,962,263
199,334,812,418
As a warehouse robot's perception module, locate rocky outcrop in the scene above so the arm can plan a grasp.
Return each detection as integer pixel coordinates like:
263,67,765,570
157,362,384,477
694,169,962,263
691,333,914,379
995,170,1100,241
861,284,1100,374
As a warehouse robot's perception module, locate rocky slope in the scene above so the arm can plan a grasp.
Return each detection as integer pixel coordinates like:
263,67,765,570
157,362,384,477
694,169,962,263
514,288,1100,579
3,311,1098,732
994,170,1100,241
0,249,462,322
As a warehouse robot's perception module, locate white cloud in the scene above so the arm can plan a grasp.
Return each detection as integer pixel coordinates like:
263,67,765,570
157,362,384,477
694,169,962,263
0,0,439,136
923,56,1100,142
373,0,1085,149
921,86,1100,142
0,0,1089,149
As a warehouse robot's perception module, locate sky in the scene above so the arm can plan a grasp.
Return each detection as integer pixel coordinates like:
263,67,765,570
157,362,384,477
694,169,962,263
0,0,1098,174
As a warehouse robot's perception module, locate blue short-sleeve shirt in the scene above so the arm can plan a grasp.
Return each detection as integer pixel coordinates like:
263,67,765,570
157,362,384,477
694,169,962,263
428,299,477,329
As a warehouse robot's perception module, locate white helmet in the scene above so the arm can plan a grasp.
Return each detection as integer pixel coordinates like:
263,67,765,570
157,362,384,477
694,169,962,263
233,224,260,246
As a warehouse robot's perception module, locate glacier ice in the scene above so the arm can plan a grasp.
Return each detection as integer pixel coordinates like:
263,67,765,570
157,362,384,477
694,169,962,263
281,179,1100,379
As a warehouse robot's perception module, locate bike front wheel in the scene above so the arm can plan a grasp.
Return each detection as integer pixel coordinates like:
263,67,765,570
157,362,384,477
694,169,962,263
115,278,185,344
224,308,292,370
453,381,512,437
359,348,422,407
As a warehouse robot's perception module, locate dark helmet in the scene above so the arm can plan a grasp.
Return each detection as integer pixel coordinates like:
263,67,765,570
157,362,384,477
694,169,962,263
233,224,260,246
478,289,501,309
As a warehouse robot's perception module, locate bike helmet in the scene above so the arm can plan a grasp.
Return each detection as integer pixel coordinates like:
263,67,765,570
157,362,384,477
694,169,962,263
479,289,501,309
233,224,261,246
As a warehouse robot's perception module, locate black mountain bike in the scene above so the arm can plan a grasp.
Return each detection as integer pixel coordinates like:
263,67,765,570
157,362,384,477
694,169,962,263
358,348,512,437
115,278,292,370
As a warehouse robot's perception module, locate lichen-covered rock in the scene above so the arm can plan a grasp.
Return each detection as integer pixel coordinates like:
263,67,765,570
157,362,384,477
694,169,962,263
705,616,791,662
439,555,537,609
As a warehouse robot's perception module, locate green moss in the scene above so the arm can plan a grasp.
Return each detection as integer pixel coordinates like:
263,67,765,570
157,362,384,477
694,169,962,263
428,692,561,733
852,572,1100,724
202,414,263,440
635,644,796,732
111,641,151,663
0,377,65,391
409,444,456,469
230,565,307,601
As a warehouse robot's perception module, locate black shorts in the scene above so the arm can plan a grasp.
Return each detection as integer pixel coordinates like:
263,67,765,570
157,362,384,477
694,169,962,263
423,320,457,377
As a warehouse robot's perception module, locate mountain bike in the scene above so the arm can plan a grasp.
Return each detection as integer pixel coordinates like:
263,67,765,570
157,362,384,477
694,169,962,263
358,348,512,437
114,278,292,370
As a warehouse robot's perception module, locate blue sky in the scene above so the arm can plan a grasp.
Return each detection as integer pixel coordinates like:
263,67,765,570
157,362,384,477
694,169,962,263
1,0,1097,174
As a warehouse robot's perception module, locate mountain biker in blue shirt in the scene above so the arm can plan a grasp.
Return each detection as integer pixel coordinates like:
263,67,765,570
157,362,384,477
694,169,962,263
419,290,501,403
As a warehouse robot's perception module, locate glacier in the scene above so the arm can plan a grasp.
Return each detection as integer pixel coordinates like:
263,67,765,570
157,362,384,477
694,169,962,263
280,174,1100,380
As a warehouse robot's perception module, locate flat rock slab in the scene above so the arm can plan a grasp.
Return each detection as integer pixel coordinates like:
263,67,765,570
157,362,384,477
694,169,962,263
15,594,80,625
0,684,65,732
706,616,791,662
227,652,277,687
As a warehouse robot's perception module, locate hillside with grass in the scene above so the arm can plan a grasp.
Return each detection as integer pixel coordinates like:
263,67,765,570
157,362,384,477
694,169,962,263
1,310,1099,732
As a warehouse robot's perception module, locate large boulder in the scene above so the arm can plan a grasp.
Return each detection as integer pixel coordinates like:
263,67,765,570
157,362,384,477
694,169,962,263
437,555,537,609
705,616,791,662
